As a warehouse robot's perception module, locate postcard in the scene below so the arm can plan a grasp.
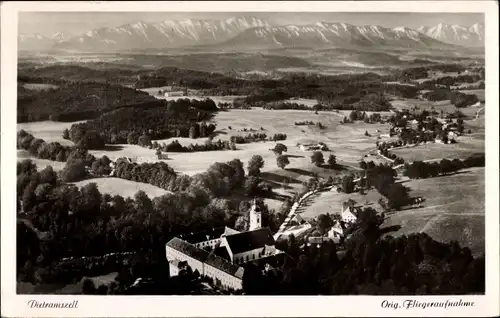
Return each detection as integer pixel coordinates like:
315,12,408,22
1,1,498,317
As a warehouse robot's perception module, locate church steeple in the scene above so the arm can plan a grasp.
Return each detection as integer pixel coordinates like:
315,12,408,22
249,199,262,231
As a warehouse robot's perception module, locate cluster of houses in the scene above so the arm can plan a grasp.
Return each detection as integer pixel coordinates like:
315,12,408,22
306,202,359,247
389,114,462,144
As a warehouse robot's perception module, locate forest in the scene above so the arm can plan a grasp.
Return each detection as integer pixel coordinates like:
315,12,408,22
243,212,484,295
17,81,157,122
17,158,281,293
18,64,453,121
68,99,217,146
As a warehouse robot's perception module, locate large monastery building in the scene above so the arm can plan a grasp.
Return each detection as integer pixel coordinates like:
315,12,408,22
165,201,284,291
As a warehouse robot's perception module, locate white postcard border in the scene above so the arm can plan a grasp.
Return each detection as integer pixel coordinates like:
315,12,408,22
1,1,499,317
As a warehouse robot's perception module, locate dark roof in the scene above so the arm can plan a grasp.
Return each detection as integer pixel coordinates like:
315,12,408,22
246,252,289,269
224,227,275,255
178,227,226,244
205,253,241,276
213,246,231,261
166,237,209,262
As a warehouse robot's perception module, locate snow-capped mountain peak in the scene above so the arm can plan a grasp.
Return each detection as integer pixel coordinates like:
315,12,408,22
220,22,450,50
51,16,272,51
418,22,484,47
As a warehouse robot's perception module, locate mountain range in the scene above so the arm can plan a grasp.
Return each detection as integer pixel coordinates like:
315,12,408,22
18,17,484,52
417,23,484,47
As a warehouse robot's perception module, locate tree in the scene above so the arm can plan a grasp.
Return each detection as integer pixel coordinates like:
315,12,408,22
277,155,290,169
62,128,70,140
34,183,52,200
317,214,333,234
78,130,105,150
39,165,57,186
248,155,265,176
61,160,87,182
342,175,355,194
273,143,288,155
439,159,455,175
156,148,163,159
127,132,140,145
359,161,368,170
386,183,410,210
311,151,324,167
244,177,261,196
349,111,358,122
138,134,152,148
82,278,96,294
327,154,337,168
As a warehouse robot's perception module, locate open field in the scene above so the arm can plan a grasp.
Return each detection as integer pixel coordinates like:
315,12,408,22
299,188,385,220
85,109,386,176
72,177,172,199
23,83,59,91
391,135,484,161
17,120,81,146
384,167,484,256
17,150,66,171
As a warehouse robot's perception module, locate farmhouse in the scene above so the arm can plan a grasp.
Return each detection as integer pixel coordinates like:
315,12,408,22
165,202,283,291
164,91,185,97
341,206,358,224
328,221,344,239
297,142,328,152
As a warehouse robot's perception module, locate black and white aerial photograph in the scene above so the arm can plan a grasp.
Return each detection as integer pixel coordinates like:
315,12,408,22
6,1,496,304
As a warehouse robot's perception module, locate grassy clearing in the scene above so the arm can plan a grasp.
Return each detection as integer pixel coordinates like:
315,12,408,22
72,177,172,199
384,167,484,256
299,188,385,220
22,83,59,91
391,137,484,161
17,121,81,146
17,150,66,171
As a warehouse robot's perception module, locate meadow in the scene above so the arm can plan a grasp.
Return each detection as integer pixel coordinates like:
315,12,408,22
72,178,172,199
17,150,66,171
383,167,485,256
391,134,484,162
17,120,80,146
298,188,385,220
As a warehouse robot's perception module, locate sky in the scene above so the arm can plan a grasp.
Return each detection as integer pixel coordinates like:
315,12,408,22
19,12,484,37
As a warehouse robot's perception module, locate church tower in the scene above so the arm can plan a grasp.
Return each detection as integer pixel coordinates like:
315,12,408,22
249,199,262,231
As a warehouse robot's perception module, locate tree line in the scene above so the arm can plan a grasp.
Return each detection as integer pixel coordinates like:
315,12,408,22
230,133,287,144
18,130,74,162
152,139,236,153
68,102,216,147
403,154,485,179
